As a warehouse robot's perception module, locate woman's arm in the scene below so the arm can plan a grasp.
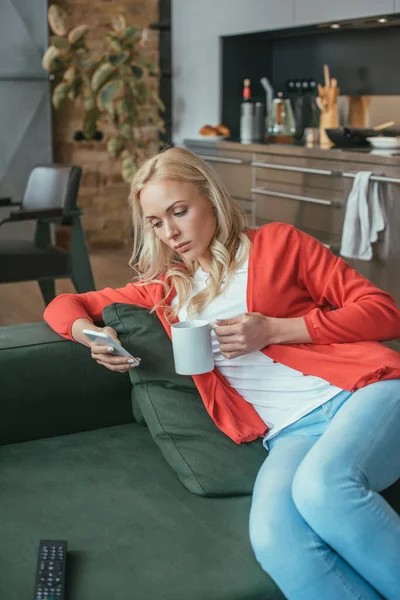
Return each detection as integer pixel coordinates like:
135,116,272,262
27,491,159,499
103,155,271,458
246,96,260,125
43,284,153,340
294,227,400,344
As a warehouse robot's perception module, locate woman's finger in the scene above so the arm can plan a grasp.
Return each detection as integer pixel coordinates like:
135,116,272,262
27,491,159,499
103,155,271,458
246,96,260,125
219,340,245,351
90,343,120,355
96,360,136,372
91,352,133,365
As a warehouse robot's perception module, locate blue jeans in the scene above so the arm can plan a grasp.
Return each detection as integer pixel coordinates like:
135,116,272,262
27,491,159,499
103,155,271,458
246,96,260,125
249,380,400,600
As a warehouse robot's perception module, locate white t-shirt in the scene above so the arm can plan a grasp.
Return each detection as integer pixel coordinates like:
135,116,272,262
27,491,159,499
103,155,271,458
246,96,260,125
171,254,343,442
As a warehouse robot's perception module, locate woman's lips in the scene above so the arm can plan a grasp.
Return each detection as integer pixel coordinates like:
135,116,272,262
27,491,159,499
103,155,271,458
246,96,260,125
176,242,191,252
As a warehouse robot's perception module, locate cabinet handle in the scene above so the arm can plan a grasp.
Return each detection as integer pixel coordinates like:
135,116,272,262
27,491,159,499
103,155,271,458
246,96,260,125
251,187,341,207
251,161,333,176
198,154,245,165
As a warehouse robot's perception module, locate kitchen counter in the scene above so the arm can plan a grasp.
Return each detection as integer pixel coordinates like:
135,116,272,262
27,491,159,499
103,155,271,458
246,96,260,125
185,137,400,170
221,140,400,168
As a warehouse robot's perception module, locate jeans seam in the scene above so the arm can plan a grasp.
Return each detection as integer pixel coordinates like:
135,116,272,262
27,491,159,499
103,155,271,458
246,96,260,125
350,396,400,487
328,554,369,600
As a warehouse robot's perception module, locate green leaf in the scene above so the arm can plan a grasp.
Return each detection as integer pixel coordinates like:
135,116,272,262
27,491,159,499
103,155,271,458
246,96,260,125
91,63,115,92
42,46,62,72
116,97,137,124
148,64,160,77
51,36,70,50
68,25,89,46
124,26,140,39
108,52,129,67
109,39,122,52
48,5,69,37
112,15,126,34
131,65,144,78
120,123,133,139
67,78,82,100
52,81,71,109
107,136,125,158
116,97,129,116
131,79,149,103
97,80,122,112
63,66,77,82
121,155,137,183
75,48,94,71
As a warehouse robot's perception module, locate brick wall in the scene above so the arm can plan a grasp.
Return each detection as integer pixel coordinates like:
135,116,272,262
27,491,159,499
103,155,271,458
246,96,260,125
52,0,159,248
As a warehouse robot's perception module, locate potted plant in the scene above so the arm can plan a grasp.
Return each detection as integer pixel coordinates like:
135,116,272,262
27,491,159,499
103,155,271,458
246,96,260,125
42,4,166,183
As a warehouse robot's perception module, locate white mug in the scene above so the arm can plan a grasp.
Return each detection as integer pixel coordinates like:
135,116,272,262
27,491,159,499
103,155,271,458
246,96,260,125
171,320,214,375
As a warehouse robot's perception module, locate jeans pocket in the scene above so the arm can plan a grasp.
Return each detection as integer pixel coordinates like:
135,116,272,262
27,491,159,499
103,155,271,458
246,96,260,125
323,390,353,420
321,398,334,419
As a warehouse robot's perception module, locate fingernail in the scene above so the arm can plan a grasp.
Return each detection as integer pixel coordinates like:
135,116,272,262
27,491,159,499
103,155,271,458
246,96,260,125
127,359,135,364
107,347,114,352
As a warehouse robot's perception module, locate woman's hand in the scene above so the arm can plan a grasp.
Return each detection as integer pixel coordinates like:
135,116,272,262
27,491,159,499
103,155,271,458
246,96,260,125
214,313,274,359
214,312,312,358
71,318,139,373
89,326,140,373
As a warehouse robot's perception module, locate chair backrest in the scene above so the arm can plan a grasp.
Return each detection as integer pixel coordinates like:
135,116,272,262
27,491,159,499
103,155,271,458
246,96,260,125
21,165,82,213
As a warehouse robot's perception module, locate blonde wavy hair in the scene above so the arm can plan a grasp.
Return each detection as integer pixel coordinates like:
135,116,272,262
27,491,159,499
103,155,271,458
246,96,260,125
129,147,252,322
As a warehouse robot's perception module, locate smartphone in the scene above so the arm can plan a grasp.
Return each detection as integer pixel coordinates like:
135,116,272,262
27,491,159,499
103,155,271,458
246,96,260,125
82,329,141,367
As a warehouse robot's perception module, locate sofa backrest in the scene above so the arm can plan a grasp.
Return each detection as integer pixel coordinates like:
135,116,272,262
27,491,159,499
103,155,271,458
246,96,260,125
0,322,133,445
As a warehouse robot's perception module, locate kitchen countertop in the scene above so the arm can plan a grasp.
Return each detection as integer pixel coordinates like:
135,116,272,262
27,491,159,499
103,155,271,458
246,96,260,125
185,137,400,169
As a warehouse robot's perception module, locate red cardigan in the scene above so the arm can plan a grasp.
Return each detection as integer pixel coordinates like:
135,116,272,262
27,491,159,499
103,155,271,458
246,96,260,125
44,223,400,443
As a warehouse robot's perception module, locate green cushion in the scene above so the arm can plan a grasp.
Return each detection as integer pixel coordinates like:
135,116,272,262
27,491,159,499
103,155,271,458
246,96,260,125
102,303,267,497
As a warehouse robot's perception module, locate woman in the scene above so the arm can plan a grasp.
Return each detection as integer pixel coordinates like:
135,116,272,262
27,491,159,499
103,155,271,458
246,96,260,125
44,147,400,599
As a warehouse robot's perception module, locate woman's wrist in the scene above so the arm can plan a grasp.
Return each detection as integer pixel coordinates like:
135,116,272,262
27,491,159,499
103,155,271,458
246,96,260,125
71,318,98,346
267,316,313,345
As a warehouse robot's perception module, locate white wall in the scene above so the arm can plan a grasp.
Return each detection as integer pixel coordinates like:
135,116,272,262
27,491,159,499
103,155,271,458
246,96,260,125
171,0,295,145
294,0,395,26
171,0,397,146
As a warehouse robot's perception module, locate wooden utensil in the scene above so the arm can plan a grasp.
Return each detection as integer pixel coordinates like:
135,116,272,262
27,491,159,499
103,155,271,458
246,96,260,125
319,65,339,147
373,120,395,131
323,64,330,89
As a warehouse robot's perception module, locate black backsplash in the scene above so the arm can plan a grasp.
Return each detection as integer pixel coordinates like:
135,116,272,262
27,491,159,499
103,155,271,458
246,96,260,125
222,22,400,139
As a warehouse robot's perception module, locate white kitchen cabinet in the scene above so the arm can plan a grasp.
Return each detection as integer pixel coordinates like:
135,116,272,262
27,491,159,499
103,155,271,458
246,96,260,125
294,0,395,26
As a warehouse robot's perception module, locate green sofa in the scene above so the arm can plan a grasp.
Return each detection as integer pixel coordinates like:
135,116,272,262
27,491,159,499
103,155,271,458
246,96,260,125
0,321,284,600
1,321,399,600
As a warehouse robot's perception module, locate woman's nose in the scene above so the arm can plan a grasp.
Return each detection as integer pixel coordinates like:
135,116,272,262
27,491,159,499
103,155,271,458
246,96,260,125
165,221,180,240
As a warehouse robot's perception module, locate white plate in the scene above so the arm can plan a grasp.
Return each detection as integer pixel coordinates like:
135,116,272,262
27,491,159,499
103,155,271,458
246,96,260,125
195,135,229,141
367,136,400,149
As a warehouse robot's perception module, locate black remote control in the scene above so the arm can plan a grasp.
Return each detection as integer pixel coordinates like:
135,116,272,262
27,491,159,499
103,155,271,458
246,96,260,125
33,539,67,600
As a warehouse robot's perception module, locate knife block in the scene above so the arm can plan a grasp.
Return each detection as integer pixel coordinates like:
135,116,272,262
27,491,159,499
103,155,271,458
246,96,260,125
319,106,339,148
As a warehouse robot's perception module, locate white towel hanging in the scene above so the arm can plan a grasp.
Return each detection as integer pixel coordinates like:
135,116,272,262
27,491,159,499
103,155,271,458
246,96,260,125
340,171,385,261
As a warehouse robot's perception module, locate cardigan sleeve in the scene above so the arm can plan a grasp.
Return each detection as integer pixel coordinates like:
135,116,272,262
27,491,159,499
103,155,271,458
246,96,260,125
295,227,400,344
43,284,155,341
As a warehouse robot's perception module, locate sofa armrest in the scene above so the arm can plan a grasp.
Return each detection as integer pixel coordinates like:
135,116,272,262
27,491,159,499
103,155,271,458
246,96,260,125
0,322,134,446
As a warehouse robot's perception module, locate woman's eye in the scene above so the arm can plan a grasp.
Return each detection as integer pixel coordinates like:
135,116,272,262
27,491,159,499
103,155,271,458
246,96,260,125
175,210,187,217
152,221,162,229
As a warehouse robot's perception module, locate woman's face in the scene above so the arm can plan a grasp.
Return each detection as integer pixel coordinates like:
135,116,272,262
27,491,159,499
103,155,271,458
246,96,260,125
140,179,217,271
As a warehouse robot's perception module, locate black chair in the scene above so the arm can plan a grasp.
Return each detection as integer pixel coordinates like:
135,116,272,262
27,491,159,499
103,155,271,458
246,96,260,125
0,164,95,305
